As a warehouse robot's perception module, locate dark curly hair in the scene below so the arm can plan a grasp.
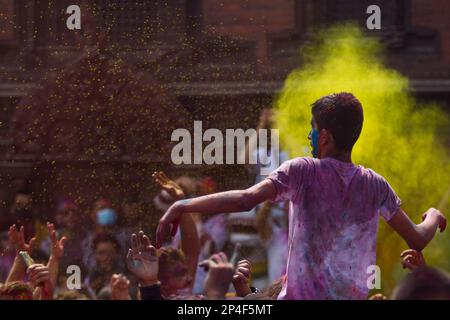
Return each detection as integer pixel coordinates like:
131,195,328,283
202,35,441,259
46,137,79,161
312,92,363,152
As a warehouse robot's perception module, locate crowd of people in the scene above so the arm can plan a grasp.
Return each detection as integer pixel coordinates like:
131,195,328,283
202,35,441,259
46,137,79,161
0,169,283,300
0,167,284,300
0,188,449,300
1,93,450,300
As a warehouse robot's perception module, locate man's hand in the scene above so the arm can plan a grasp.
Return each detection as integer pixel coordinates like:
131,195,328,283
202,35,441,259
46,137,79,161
27,264,53,299
126,231,159,287
200,252,235,300
400,249,426,270
422,208,446,232
47,222,67,260
156,203,183,248
152,171,185,200
110,273,131,300
232,259,252,297
8,224,35,253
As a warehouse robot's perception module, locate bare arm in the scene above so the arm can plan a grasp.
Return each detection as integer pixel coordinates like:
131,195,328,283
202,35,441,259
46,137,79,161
46,223,66,289
47,256,59,290
179,212,200,289
6,255,27,283
177,179,276,215
152,171,201,283
387,207,446,251
156,179,277,247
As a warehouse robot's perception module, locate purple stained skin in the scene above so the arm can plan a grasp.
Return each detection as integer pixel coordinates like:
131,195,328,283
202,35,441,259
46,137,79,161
268,156,401,300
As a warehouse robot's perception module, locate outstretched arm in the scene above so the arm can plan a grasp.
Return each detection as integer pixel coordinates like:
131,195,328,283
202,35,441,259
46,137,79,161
156,179,276,247
176,179,276,215
387,207,446,251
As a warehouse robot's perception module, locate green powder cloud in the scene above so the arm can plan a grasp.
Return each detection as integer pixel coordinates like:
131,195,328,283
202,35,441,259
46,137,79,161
274,24,450,294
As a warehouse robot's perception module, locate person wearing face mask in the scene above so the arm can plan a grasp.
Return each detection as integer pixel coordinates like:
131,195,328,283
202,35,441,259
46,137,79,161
82,198,132,274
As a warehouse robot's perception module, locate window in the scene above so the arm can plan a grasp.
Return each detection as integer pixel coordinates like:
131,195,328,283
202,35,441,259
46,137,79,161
33,0,189,48
296,0,409,33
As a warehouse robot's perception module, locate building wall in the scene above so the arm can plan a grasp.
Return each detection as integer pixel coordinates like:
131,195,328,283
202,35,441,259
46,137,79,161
411,0,450,64
202,0,296,62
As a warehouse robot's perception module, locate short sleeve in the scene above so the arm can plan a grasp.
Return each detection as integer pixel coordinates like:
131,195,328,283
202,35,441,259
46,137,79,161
266,157,311,202
377,176,402,221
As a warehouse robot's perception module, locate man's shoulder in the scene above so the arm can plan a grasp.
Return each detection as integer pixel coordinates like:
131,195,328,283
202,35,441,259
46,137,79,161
270,157,315,180
356,165,389,184
287,156,316,166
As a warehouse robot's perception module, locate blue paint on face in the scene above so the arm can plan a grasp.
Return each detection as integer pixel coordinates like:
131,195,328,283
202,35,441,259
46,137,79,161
311,128,319,158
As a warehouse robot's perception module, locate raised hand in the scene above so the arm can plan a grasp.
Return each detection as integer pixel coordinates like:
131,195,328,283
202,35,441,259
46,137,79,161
152,171,185,200
200,252,235,300
8,224,35,253
110,273,131,300
47,222,67,260
126,231,159,287
400,249,426,270
232,259,252,297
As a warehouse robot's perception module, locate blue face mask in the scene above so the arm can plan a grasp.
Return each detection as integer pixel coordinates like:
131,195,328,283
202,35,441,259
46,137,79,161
97,208,117,226
311,128,319,158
